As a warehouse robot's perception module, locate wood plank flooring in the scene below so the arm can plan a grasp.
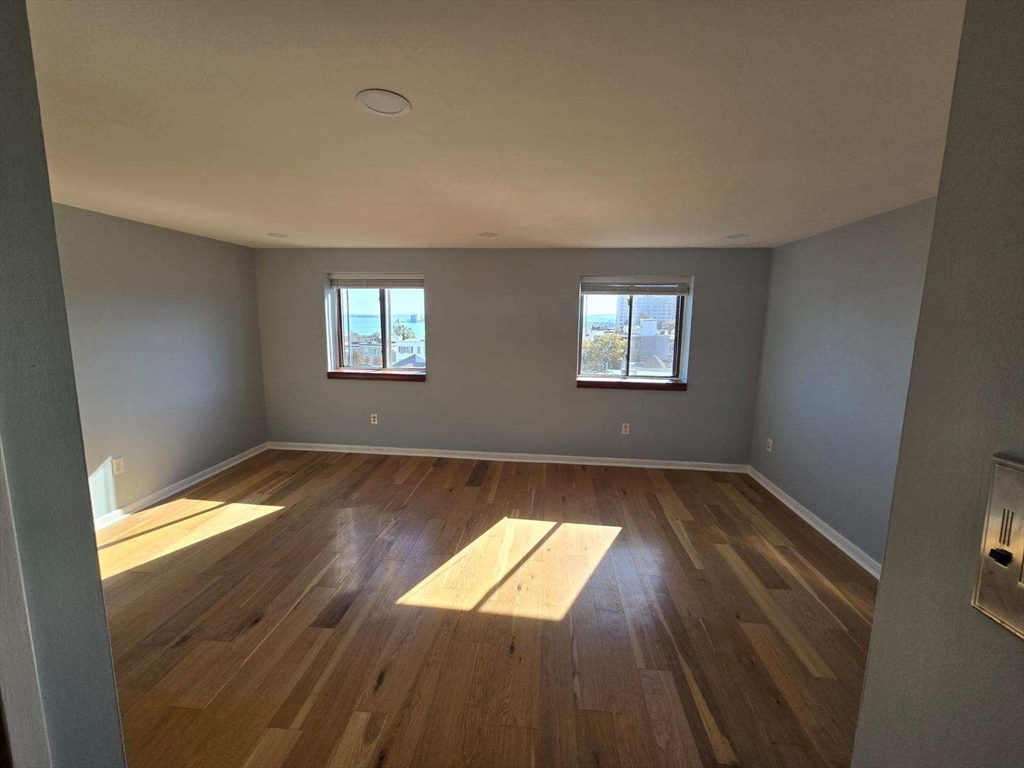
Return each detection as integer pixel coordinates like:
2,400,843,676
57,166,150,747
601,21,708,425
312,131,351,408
98,449,877,768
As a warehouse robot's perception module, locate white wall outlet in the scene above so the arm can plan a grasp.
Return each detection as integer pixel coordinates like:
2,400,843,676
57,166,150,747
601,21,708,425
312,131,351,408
621,423,631,436
112,456,125,475
370,413,378,425
766,438,773,453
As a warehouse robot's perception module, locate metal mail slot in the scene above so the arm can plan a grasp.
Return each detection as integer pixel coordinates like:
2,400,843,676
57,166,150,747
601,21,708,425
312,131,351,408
972,453,1024,639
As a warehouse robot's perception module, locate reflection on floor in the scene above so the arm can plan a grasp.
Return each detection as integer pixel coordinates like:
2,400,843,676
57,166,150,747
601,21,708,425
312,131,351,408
100,449,877,768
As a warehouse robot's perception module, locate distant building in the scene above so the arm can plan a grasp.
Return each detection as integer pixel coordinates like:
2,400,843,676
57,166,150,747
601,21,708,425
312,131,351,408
616,294,677,327
394,353,426,368
628,317,674,373
631,329,674,371
389,338,426,367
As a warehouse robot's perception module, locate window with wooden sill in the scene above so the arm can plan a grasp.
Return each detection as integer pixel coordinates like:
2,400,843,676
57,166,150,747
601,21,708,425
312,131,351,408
576,276,692,391
326,274,426,382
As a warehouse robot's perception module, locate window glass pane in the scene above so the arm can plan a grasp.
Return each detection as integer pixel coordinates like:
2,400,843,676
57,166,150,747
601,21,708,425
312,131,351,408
386,288,426,369
341,288,383,368
580,293,627,376
628,294,679,377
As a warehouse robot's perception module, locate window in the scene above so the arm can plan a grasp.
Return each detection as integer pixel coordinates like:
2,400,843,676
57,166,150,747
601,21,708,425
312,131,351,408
577,277,690,390
327,275,426,381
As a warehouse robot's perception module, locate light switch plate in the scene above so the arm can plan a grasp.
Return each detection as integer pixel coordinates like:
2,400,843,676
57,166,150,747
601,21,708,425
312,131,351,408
972,453,1024,639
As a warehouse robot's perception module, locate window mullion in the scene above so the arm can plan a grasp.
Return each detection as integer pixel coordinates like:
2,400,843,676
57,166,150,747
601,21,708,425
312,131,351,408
577,295,585,377
379,288,389,369
342,290,350,370
673,296,684,379
625,294,634,378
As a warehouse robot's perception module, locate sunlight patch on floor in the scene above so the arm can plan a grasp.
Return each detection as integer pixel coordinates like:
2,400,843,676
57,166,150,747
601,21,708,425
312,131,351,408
97,498,283,579
396,517,620,620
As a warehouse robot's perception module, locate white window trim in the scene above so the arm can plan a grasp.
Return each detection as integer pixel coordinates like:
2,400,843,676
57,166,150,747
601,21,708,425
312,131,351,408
577,275,693,384
324,273,426,372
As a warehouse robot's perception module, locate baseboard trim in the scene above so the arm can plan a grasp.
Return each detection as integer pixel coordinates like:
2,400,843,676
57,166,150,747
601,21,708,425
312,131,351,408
91,440,881,580
93,442,270,530
265,441,748,473
746,466,881,579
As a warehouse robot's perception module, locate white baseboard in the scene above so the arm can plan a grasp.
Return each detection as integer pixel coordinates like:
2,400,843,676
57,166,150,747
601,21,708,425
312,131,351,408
265,441,748,473
746,466,881,579
93,442,270,530
91,440,880,580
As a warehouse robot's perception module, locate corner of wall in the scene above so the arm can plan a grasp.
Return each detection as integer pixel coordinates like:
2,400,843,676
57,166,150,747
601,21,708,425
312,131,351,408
748,245,777,468
247,245,271,446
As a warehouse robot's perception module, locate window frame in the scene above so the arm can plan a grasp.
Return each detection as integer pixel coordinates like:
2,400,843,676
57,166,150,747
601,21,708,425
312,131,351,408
326,276,426,382
576,278,691,391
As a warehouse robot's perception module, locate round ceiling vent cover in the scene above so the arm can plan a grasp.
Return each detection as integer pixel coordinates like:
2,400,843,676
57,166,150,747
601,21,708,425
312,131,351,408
356,89,411,117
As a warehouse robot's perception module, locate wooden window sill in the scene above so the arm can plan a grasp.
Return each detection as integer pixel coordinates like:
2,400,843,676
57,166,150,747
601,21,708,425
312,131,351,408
576,377,687,391
327,369,426,382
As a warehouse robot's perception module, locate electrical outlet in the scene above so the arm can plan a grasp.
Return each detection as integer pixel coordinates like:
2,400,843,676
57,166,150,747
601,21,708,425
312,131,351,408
766,438,773,453
370,413,378,425
621,423,630,436
112,456,125,475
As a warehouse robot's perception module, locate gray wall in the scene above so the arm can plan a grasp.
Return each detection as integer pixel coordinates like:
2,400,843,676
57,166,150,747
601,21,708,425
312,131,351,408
1,437,51,768
54,205,267,518
853,1,1024,766
257,248,770,463
751,199,936,565
0,1,125,764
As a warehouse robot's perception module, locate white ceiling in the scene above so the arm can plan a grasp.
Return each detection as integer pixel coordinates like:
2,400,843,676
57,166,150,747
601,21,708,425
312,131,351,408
27,0,964,249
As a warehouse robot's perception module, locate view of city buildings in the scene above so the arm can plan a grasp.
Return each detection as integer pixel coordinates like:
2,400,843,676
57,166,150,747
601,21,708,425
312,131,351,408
615,294,678,327
345,324,426,369
340,288,427,369
581,294,679,377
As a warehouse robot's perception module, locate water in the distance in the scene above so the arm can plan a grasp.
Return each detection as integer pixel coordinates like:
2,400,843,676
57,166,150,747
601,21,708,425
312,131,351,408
349,314,426,339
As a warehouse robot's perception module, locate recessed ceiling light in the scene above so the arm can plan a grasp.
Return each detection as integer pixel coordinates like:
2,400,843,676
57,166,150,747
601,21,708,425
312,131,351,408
356,89,411,117
266,232,289,238
478,232,499,238
726,233,750,239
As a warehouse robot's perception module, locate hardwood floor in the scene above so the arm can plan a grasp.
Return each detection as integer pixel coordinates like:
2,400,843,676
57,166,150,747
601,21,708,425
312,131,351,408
98,449,877,768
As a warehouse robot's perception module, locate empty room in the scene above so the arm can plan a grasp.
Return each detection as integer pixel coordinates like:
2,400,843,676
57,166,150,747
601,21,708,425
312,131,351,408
1,1,1022,767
